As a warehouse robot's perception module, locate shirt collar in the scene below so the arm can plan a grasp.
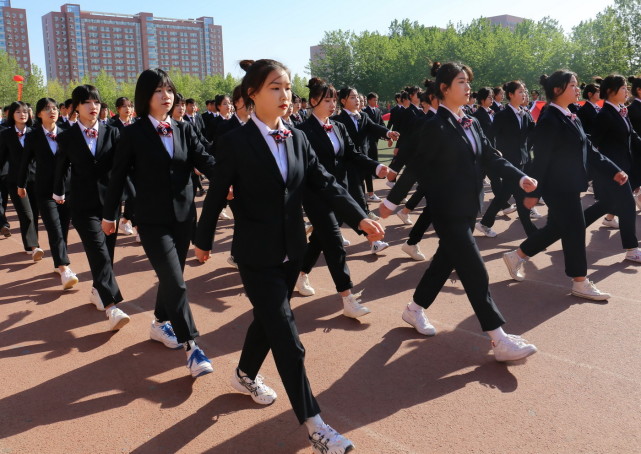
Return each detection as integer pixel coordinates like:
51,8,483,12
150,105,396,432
313,113,331,126
635,98,641,104
42,125,58,136
549,103,572,116
251,113,284,133
605,100,622,112
78,120,98,133
428,106,438,114
148,114,170,128
440,104,464,121
15,126,26,134
508,104,521,115
234,113,246,125
588,101,600,109
343,108,357,116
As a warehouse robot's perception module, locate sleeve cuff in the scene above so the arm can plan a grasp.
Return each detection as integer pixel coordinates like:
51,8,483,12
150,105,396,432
52,194,65,201
375,164,383,176
519,176,528,190
383,199,398,211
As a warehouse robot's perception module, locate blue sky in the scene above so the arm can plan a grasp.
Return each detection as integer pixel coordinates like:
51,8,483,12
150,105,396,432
17,0,614,81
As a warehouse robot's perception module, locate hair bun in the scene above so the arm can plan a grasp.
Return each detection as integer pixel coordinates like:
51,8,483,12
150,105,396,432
430,61,441,77
307,77,323,89
239,60,255,72
594,77,603,84
580,82,586,90
628,76,637,83
423,77,434,88
539,74,549,87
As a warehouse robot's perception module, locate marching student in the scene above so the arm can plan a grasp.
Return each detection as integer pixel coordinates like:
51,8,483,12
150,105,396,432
476,80,538,238
183,98,205,134
215,85,251,143
102,69,217,378
17,98,78,290
380,61,539,362
195,59,385,454
502,71,625,300
98,103,110,125
577,79,602,137
628,76,641,136
204,94,232,143
362,92,388,202
290,94,304,125
491,86,504,112
296,76,384,317
0,101,43,261
387,92,403,132
472,87,495,144
53,85,130,330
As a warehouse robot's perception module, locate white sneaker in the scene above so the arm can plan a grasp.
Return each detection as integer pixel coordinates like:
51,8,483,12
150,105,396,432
231,368,277,405
107,306,130,331
227,255,238,269
60,268,79,290
634,189,641,210
537,197,546,206
396,210,413,225
309,423,354,454
571,279,610,301
341,236,351,247
219,208,231,220
149,320,181,349
625,248,641,263
135,233,141,243
401,303,436,336
90,287,105,311
342,291,370,318
492,335,538,362
502,250,526,281
475,222,497,238
370,240,389,254
401,241,425,261
530,208,543,219
31,247,44,262
186,345,213,378
501,204,517,215
601,217,619,229
367,194,381,202
367,211,380,221
296,273,315,297
119,221,134,235
386,181,395,189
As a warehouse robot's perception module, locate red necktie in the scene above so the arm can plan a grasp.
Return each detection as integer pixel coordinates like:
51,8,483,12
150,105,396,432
459,117,473,129
268,129,292,144
323,124,333,133
157,122,173,137
85,128,98,139
46,132,57,141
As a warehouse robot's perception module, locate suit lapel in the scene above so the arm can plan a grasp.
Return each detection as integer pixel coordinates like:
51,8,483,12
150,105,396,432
285,135,296,187
141,117,172,160
439,108,474,154
95,122,106,158
246,119,286,186
171,119,182,161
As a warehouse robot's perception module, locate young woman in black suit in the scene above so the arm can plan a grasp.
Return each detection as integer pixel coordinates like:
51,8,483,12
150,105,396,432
215,85,251,144
295,76,383,318
195,59,385,454
476,80,538,238
491,86,504,112
380,61,539,362
17,98,78,290
577,81,602,137
204,94,232,144
102,69,217,378
472,87,495,144
53,85,130,331
0,101,43,261
502,71,625,300
628,76,641,138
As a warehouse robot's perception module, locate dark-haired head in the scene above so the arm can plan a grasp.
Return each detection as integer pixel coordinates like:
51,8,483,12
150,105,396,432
338,86,359,109
400,91,409,102
367,92,378,101
502,80,524,102
629,76,641,98
476,87,493,106
539,70,578,103
422,78,437,105
35,98,58,117
64,98,73,109
582,79,600,101
71,85,101,113
231,85,243,107
239,59,291,111
170,93,186,119
214,94,229,109
493,87,504,97
134,68,177,118
432,62,474,100
115,97,130,109
307,77,337,108
599,74,628,101
394,92,401,101
6,101,32,127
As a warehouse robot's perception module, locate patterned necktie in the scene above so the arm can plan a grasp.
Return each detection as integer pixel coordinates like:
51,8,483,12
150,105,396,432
620,107,628,118
323,124,333,133
16,131,25,138
85,128,98,139
594,106,600,113
459,117,473,129
350,112,361,120
157,122,173,137
46,132,57,141
567,113,577,122
268,129,292,144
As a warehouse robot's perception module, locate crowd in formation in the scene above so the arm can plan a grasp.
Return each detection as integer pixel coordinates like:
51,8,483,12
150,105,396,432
1,58,641,453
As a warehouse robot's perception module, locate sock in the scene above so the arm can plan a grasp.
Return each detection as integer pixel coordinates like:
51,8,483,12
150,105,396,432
487,327,509,343
409,300,424,312
184,340,196,352
105,305,116,318
304,414,324,435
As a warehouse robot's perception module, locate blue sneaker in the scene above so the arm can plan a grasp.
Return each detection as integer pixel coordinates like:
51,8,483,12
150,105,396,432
149,320,181,349
187,346,213,378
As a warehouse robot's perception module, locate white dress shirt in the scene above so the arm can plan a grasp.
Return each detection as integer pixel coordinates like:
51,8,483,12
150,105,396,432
77,121,98,156
313,114,340,154
148,115,174,158
605,100,630,131
252,113,288,182
43,125,59,155
15,126,26,147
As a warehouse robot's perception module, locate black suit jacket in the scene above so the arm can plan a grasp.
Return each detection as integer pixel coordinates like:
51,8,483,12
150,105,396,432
628,99,641,137
194,119,366,266
528,106,620,197
390,109,436,173
471,107,495,146
388,106,524,218
103,117,215,224
19,127,69,199
576,102,599,137
490,101,503,113
491,106,534,166
0,126,33,186
297,117,378,188
393,104,425,148
332,110,389,156
591,102,641,173
183,113,205,134
54,122,121,216
204,115,225,143
388,105,402,131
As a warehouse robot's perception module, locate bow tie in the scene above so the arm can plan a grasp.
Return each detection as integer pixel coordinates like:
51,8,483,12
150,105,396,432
458,117,473,129
594,106,601,113
268,129,291,144
567,113,577,122
46,132,57,141
123,121,131,126
349,112,361,120
620,107,628,118
84,128,98,139
157,122,173,137
323,124,333,133
516,109,526,117
16,131,25,138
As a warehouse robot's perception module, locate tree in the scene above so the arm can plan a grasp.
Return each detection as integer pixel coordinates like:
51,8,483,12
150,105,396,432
93,70,119,108
46,79,66,104
0,51,23,106
291,74,309,99
21,65,47,105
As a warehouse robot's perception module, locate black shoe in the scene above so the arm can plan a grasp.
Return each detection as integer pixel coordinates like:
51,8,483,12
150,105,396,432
1,225,10,237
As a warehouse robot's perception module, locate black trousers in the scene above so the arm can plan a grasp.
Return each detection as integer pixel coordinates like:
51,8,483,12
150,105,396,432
480,170,537,236
39,197,71,268
485,169,511,210
407,206,433,246
301,200,353,293
347,166,369,214
364,140,378,193
0,175,8,228
138,220,199,343
237,260,321,424
72,208,123,305
594,178,638,249
405,187,425,211
9,181,39,251
413,216,505,332
191,172,203,192
122,199,135,226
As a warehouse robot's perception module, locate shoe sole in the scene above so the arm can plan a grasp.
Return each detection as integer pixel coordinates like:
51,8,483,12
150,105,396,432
625,257,641,263
401,311,436,336
495,347,538,362
62,276,79,290
296,289,315,297
32,250,44,261
110,316,130,331
502,255,524,281
149,333,182,349
1,227,10,237
570,290,610,301
192,365,214,378
230,378,277,404
372,246,389,255
343,308,371,319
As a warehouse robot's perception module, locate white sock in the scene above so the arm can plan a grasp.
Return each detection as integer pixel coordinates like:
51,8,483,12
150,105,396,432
409,301,423,312
487,327,509,343
304,414,324,434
